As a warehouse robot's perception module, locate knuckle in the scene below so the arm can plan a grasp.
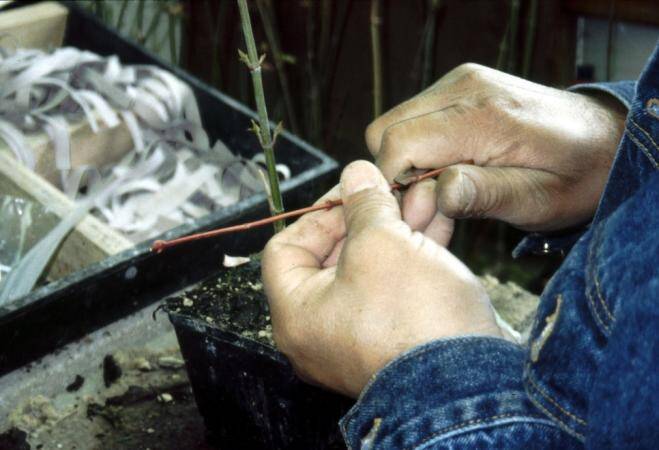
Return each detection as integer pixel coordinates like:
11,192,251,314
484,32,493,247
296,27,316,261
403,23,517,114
452,62,486,84
475,95,523,121
379,123,406,157
365,121,384,154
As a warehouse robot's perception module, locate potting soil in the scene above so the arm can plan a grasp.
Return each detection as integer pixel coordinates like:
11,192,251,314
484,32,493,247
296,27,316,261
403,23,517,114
166,260,275,347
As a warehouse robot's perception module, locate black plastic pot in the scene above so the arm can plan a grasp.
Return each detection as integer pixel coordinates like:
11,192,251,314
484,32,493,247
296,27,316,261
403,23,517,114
166,266,353,449
0,2,337,375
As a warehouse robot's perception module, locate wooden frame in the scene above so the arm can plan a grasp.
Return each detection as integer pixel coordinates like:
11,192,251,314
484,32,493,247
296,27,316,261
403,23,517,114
0,2,133,283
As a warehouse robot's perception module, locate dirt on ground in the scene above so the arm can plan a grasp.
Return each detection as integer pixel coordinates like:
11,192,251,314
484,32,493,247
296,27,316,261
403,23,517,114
1,348,211,450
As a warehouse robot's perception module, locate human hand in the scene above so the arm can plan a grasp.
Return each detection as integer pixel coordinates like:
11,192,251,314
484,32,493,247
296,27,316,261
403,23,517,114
261,160,503,398
366,63,627,232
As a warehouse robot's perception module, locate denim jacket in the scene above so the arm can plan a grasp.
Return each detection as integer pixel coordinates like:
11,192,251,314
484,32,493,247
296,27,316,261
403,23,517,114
340,45,659,449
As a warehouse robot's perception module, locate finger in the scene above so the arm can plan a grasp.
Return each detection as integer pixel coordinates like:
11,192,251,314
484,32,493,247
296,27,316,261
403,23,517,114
375,106,477,182
422,212,454,247
340,160,401,238
435,164,560,230
401,179,437,232
322,237,345,268
262,185,345,303
401,180,453,246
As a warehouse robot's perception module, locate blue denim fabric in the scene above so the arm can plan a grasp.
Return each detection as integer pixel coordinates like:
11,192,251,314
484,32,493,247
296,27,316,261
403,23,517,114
341,46,659,449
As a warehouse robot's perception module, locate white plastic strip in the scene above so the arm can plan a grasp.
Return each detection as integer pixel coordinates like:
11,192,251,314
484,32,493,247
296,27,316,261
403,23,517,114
0,118,34,169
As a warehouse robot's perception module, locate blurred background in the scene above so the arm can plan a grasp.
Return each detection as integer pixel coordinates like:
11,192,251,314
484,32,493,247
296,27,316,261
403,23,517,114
80,0,659,293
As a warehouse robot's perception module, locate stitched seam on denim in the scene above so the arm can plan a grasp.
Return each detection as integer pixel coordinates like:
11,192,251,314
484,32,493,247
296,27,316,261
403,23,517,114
341,337,517,446
340,422,354,450
586,221,613,335
411,419,564,450
525,387,586,441
585,288,611,334
594,272,615,323
630,118,659,153
526,370,587,425
404,413,548,450
625,129,659,169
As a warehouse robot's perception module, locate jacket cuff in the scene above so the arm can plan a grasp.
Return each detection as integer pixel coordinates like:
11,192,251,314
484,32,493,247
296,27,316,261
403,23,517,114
339,337,541,449
568,80,636,109
512,230,586,258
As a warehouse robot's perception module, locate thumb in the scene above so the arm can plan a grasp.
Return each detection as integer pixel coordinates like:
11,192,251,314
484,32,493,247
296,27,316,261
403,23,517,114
435,164,557,229
340,160,401,237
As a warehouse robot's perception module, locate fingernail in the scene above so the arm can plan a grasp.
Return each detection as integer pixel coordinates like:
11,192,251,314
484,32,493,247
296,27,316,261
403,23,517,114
341,162,384,197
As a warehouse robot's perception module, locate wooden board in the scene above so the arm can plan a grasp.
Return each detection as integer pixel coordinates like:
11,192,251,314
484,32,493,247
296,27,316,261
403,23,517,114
0,2,139,284
0,117,135,187
0,2,68,50
0,150,132,282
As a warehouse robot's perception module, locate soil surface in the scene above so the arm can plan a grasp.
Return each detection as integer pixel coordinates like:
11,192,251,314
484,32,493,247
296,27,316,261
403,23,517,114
166,259,275,346
5,347,212,450
87,381,212,450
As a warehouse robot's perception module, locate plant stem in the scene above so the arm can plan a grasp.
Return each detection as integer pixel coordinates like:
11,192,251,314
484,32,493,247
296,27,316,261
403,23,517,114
421,0,441,89
370,0,383,118
206,0,226,88
323,0,352,100
93,0,103,19
143,4,164,44
256,0,300,135
136,0,146,42
522,0,538,78
318,0,332,71
305,0,322,145
168,5,178,65
237,0,285,232
496,22,509,71
605,0,616,81
116,0,130,32
152,166,449,253
506,0,520,74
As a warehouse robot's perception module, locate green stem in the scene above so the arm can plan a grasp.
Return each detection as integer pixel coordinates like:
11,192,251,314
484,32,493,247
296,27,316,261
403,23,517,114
370,0,383,118
93,0,103,19
305,0,322,145
496,22,509,71
506,0,520,74
143,5,164,44
256,0,300,135
421,0,441,88
115,0,130,32
206,0,226,88
318,0,331,70
323,0,351,107
168,8,177,65
522,0,538,78
136,0,146,41
237,0,285,232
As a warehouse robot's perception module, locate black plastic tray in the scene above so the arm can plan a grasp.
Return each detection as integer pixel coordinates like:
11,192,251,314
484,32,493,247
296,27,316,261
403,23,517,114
0,2,337,375
166,268,352,449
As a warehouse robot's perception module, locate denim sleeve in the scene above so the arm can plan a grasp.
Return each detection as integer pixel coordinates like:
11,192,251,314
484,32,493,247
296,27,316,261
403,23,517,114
513,80,637,258
340,337,580,449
